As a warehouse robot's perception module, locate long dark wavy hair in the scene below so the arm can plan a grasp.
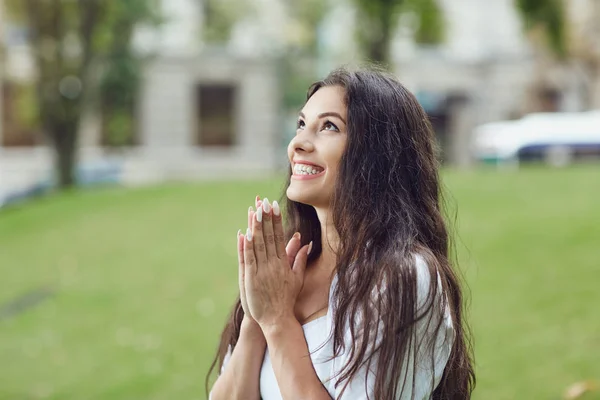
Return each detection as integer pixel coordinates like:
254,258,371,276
207,66,475,399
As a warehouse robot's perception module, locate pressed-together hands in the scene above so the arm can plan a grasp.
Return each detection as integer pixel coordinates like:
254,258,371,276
216,198,332,400
236,196,312,329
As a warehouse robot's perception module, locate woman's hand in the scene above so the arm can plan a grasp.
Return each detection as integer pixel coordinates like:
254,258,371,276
236,197,261,324
237,197,305,326
243,198,311,329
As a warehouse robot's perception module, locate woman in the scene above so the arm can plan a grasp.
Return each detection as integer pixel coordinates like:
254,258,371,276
208,67,475,399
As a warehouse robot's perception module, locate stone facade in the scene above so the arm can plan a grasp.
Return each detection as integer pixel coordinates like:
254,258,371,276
0,0,281,199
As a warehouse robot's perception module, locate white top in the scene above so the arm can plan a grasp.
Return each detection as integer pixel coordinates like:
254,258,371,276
214,255,454,400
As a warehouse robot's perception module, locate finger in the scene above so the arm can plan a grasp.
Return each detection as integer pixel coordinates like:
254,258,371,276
237,229,245,272
248,206,255,232
272,200,286,259
252,207,267,266
237,230,245,291
248,198,262,229
261,198,277,259
244,228,257,275
286,232,302,268
293,241,312,277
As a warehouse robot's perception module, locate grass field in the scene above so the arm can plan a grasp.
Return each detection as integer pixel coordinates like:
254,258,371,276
1,166,599,400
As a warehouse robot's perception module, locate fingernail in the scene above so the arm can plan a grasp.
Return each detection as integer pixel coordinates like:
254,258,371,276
248,206,253,213
308,241,313,256
293,232,301,240
272,200,280,216
256,206,262,222
263,198,271,213
237,229,241,236
246,228,253,241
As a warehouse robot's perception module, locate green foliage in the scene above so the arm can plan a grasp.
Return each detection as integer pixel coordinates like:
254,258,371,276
279,56,320,110
13,83,40,130
352,0,403,62
287,0,329,53
352,0,445,64
3,0,26,21
94,1,162,53
515,0,567,57
105,109,135,147
96,1,161,147
353,0,405,19
202,0,252,44
408,0,444,44
3,0,163,184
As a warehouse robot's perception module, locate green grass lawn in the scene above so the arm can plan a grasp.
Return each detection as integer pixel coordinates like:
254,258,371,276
1,166,599,400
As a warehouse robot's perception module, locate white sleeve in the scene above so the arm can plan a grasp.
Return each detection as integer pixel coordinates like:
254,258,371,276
329,255,455,399
220,344,233,375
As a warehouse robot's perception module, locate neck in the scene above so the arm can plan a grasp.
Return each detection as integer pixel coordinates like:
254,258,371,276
313,206,339,270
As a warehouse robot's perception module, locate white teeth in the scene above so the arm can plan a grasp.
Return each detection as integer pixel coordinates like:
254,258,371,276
294,164,323,175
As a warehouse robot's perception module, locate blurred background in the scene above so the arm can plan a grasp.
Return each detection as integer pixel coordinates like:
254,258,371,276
0,0,598,399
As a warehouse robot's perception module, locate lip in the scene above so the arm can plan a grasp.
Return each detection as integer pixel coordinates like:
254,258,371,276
292,159,324,169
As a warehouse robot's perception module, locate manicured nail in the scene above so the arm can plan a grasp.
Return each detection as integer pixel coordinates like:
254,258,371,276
256,206,262,222
237,229,242,236
292,232,301,241
248,206,253,213
307,241,313,256
263,198,271,213
246,228,252,241
272,200,280,216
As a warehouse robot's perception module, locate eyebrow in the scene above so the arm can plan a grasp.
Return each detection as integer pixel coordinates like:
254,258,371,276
299,111,347,125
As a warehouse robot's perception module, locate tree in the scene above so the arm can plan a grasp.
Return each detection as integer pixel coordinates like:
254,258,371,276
515,0,567,57
515,0,600,110
566,1,600,109
200,0,330,111
352,0,444,66
515,0,567,112
5,0,160,188
202,0,251,45
97,2,161,147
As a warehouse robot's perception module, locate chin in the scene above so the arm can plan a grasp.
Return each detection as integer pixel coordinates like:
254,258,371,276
286,186,313,206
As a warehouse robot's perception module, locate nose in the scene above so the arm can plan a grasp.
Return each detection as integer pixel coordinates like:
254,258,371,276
289,130,315,154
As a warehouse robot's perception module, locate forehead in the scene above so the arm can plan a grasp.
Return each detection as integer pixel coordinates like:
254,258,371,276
302,85,346,118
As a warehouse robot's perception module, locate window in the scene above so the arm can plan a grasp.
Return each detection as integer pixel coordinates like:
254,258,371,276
196,84,236,147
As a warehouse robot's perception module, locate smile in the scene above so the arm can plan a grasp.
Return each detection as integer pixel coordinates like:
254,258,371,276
292,163,326,180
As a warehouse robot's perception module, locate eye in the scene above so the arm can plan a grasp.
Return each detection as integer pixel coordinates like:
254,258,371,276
296,119,305,129
322,121,339,132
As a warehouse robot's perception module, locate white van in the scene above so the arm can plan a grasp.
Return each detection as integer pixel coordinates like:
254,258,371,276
471,110,600,166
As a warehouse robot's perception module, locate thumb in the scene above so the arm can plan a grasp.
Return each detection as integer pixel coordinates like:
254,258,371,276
293,241,312,276
286,232,302,268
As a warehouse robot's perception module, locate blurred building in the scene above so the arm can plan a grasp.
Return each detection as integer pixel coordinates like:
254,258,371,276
0,0,280,198
1,0,598,197
193,0,600,165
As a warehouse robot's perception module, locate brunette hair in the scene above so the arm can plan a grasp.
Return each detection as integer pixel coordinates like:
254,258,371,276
207,66,475,399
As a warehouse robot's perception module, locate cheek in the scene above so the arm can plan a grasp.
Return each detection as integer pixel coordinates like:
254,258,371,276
325,158,343,185
326,146,345,174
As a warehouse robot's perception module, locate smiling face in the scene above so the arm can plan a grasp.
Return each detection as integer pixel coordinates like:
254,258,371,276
286,85,348,208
